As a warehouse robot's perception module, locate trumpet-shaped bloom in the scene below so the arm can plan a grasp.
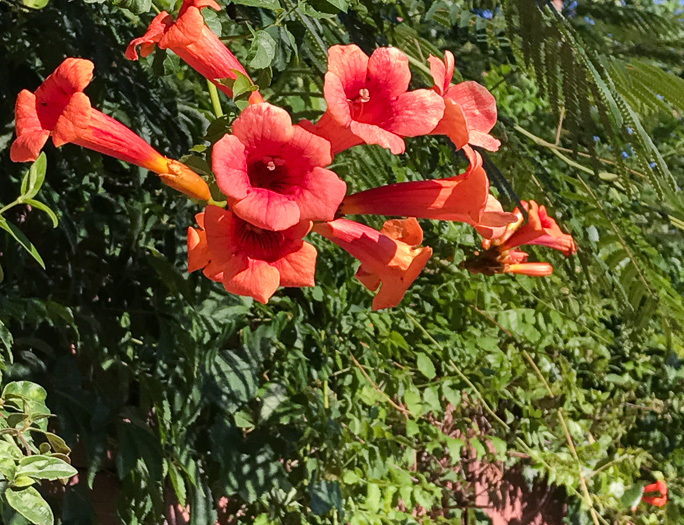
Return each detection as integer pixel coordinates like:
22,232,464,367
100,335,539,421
490,200,577,256
317,45,445,155
340,148,516,239
212,103,347,231
312,218,432,310
126,0,262,103
465,199,575,277
187,206,316,303
427,51,501,151
10,58,211,201
641,481,667,508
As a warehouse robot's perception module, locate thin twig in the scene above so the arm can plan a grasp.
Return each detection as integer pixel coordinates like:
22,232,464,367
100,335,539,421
348,349,411,418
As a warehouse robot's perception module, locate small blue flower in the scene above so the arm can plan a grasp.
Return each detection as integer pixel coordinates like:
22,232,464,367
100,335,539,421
621,151,629,159
593,135,600,142
649,162,657,168
481,9,493,19
584,16,595,25
626,127,633,135
656,94,664,101
567,0,578,8
653,0,665,4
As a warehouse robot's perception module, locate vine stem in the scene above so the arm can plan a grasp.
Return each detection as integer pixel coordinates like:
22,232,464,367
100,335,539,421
207,80,224,118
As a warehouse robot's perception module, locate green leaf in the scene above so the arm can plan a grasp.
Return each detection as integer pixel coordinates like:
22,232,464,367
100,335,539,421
446,437,464,463
416,353,436,380
309,480,341,515
20,153,46,199
469,438,486,461
21,0,49,8
44,433,70,455
230,0,279,9
168,462,187,507
2,382,47,403
5,486,54,525
16,456,77,481
113,0,151,14
259,383,287,422
233,411,254,430
249,31,277,70
23,200,58,228
0,218,45,269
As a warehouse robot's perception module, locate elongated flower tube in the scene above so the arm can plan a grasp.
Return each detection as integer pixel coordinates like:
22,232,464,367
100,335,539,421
312,218,432,310
126,0,263,103
212,103,347,231
10,58,211,201
465,199,576,276
427,51,501,151
315,45,445,155
187,206,317,303
340,148,516,239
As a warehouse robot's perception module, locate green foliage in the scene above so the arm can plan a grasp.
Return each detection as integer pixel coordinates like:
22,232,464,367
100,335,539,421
0,382,77,525
0,0,682,524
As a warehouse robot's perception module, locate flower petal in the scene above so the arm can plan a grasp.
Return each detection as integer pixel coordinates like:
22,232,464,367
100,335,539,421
430,98,468,150
445,81,497,133
125,12,172,60
160,6,204,48
187,225,210,272
10,90,50,163
223,258,280,303
285,166,347,223
366,47,411,99
212,134,249,202
310,111,364,154
231,103,294,157
35,58,94,101
383,89,445,138
52,92,92,147
273,241,317,287
428,50,454,95
327,44,369,100
231,189,301,231
10,131,50,163
350,120,405,154
323,71,354,127
468,130,501,151
286,125,332,170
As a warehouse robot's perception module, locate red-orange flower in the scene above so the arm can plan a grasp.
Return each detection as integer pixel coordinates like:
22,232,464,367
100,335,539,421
465,199,576,277
212,103,347,231
126,0,262,103
427,51,501,151
315,45,445,155
10,58,210,201
641,480,667,508
490,200,577,256
312,218,432,310
187,206,316,303
340,147,516,239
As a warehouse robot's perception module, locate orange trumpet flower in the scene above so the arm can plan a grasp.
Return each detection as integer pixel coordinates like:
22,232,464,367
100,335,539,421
314,45,445,155
312,218,432,310
465,199,576,276
10,57,210,201
187,206,317,303
340,147,516,239
126,0,263,103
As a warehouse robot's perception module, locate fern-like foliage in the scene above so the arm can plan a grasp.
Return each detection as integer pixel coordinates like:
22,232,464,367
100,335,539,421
502,0,677,197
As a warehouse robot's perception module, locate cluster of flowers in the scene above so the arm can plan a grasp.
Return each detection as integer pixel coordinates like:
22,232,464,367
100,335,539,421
10,0,577,309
